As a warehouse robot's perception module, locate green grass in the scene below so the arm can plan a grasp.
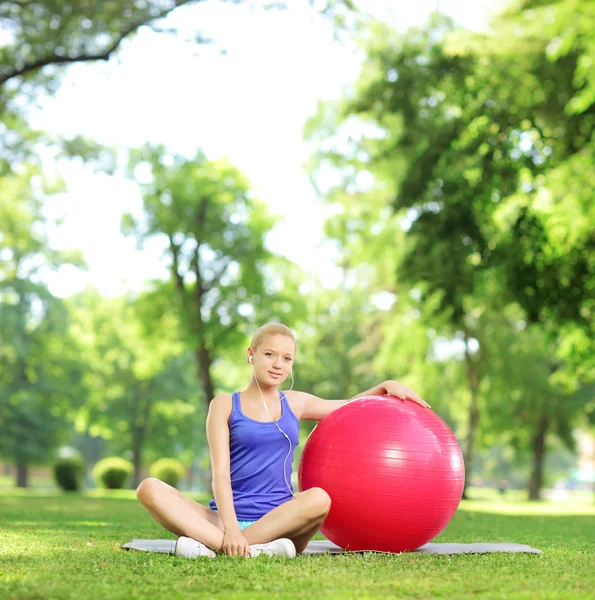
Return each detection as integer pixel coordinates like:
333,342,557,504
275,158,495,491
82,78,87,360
0,475,56,489
0,488,594,599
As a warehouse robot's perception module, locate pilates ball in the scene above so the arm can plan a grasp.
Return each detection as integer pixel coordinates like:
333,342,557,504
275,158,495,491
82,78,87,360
298,395,465,552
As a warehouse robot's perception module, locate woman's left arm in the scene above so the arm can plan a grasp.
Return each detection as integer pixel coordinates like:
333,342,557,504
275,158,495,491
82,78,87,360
291,380,430,421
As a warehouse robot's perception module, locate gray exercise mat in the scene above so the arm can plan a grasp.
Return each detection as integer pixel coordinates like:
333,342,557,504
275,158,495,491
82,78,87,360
122,538,542,555
123,539,177,554
303,539,542,555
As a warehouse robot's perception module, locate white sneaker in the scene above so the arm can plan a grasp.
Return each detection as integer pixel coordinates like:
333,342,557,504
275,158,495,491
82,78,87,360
249,538,296,558
175,536,216,559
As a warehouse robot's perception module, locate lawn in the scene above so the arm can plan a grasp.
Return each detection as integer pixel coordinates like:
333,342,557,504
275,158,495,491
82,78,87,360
0,488,593,599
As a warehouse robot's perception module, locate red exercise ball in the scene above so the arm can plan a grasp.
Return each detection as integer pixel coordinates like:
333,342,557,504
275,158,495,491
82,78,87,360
298,395,465,553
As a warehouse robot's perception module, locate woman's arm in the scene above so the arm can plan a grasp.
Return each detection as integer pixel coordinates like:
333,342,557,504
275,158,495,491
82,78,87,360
290,380,430,421
206,394,250,556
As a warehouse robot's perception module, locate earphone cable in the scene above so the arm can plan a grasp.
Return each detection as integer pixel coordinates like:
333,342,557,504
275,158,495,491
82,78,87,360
251,361,294,496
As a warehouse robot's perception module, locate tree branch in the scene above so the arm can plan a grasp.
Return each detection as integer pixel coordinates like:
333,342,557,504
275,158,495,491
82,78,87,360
204,256,234,292
2,1,34,7
193,197,209,299
168,233,191,323
0,0,198,86
192,244,204,299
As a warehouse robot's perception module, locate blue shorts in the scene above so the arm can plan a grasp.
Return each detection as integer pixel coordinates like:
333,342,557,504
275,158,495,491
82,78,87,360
213,509,257,531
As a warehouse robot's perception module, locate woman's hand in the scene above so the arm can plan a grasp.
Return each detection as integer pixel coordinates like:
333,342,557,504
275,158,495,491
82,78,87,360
384,380,431,409
222,529,251,557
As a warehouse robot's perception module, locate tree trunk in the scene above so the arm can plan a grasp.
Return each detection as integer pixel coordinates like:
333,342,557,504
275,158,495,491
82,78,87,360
131,435,143,489
169,232,214,409
528,412,549,500
196,344,215,408
16,461,28,488
462,382,479,499
131,386,152,489
462,335,481,500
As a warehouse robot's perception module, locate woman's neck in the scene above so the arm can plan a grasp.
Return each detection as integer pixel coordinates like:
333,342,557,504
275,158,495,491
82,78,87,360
243,378,280,402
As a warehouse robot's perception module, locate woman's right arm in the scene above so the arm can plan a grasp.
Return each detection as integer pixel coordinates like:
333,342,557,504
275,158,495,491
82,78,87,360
206,394,250,557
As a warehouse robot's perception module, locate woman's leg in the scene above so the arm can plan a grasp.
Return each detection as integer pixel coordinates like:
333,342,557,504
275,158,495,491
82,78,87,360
241,487,331,554
136,477,224,551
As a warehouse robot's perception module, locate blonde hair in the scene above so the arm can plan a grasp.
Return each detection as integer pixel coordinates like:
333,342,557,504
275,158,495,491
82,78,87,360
250,323,296,352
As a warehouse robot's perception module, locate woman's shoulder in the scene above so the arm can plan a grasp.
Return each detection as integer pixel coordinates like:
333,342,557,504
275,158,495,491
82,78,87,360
209,393,234,416
284,390,308,420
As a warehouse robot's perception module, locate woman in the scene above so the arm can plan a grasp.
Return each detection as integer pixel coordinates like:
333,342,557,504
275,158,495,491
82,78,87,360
136,323,429,558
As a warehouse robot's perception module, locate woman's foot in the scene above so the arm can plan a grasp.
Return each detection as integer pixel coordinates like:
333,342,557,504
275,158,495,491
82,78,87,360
175,536,217,558
249,538,296,558
175,536,296,559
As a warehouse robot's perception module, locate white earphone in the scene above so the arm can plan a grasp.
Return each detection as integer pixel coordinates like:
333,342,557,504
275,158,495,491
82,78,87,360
249,353,294,496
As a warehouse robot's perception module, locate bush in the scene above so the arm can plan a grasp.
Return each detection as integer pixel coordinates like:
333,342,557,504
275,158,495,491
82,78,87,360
92,457,133,489
149,458,186,489
53,456,86,491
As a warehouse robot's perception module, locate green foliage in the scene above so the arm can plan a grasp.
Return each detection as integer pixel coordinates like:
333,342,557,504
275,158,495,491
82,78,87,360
123,144,276,341
0,174,87,479
310,4,594,332
149,458,186,488
66,286,203,486
294,280,380,408
0,1,202,90
0,0,357,90
122,143,301,406
53,455,86,492
305,1,595,496
1,0,592,500
0,108,44,176
92,457,133,489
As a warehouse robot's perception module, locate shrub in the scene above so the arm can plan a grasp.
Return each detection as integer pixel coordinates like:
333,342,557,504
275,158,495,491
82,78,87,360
93,457,133,489
53,456,86,491
149,458,186,488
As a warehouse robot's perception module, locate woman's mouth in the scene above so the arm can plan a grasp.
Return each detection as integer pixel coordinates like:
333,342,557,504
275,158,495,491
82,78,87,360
268,372,282,379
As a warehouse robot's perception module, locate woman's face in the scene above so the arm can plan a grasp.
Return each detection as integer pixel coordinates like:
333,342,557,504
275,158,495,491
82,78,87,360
250,334,295,386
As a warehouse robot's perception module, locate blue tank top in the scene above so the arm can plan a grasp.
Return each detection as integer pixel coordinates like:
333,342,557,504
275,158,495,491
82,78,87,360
209,391,300,520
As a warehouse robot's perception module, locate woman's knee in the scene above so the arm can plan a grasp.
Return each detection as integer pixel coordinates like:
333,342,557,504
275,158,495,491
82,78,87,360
301,487,331,520
136,477,163,506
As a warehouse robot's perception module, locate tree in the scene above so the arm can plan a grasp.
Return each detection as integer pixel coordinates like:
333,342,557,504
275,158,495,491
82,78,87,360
67,286,202,488
304,17,492,494
122,144,296,409
305,3,595,497
0,0,359,191
478,308,593,498
0,0,358,87
0,170,85,486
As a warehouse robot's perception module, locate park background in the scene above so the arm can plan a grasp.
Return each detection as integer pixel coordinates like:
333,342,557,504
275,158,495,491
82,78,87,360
1,0,594,504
